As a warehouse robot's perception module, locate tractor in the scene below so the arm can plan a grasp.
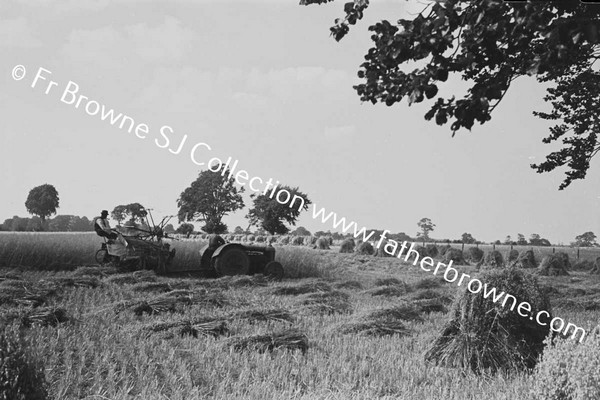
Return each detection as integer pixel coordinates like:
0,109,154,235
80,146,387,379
198,236,284,280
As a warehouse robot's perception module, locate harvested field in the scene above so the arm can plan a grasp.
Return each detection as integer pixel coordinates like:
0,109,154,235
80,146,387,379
1,233,599,399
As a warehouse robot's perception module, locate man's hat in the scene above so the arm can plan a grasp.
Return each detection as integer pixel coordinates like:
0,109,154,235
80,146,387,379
101,210,109,215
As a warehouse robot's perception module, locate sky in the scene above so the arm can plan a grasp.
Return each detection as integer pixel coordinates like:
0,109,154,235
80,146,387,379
1,0,599,244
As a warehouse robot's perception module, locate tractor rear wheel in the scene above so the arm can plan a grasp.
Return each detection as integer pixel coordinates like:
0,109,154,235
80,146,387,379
214,247,250,276
264,261,284,281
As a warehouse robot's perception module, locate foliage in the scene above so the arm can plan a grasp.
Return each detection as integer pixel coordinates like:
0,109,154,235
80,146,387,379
574,231,598,247
417,217,435,240
291,226,311,236
532,63,600,190
530,234,552,247
517,234,528,246
25,184,59,223
175,223,194,237
177,168,244,234
303,0,600,189
111,203,147,225
461,232,476,244
163,224,175,234
246,186,311,235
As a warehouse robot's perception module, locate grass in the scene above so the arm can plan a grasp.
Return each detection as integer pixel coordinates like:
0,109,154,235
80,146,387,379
1,232,600,399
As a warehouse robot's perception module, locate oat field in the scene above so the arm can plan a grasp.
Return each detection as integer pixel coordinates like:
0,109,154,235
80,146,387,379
1,233,599,400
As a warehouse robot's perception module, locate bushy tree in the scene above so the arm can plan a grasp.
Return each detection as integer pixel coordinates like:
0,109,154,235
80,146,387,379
389,232,412,242
517,233,528,246
292,226,312,236
164,223,175,234
111,203,147,226
417,217,435,240
530,234,551,246
461,232,476,244
25,184,59,228
574,231,598,247
233,226,245,235
302,0,600,189
246,186,311,235
176,223,194,238
177,168,244,234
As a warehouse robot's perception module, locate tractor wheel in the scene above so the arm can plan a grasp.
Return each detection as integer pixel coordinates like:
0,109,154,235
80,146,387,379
214,247,250,276
95,249,109,265
264,261,284,281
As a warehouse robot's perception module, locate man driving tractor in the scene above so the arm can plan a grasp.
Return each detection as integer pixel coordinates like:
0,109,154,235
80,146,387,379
94,210,118,240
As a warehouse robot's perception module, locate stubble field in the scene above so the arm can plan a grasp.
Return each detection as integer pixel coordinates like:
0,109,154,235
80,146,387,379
1,232,600,400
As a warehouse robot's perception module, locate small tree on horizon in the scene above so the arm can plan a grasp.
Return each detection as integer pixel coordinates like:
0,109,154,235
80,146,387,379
25,184,59,230
417,218,435,240
246,186,311,235
461,232,476,244
574,231,598,247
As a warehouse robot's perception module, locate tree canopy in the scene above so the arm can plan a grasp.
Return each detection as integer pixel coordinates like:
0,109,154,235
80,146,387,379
302,0,600,189
25,184,59,225
573,231,598,247
246,186,311,235
177,168,244,234
461,232,476,244
417,217,435,239
111,203,147,225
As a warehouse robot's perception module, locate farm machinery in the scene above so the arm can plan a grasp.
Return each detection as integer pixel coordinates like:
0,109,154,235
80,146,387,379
95,210,284,279
95,211,176,274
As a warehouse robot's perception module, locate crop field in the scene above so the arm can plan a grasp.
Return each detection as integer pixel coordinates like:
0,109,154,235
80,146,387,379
1,233,600,399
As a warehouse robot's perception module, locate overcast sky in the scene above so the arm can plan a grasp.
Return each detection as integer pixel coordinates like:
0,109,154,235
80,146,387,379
1,0,599,244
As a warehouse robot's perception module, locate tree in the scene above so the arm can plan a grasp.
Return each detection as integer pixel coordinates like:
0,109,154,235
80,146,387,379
26,216,43,232
529,233,551,246
176,223,194,238
111,203,147,226
504,235,512,245
246,186,311,235
461,232,476,244
164,224,176,234
177,168,244,234
233,226,245,235
110,205,128,225
70,216,92,232
6,216,28,232
417,217,435,240
303,0,600,189
291,226,312,236
25,184,59,228
389,232,412,243
48,215,72,231
574,231,598,247
517,233,528,246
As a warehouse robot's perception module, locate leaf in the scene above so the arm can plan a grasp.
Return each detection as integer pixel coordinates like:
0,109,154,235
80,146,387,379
435,68,448,82
435,110,447,125
425,85,438,99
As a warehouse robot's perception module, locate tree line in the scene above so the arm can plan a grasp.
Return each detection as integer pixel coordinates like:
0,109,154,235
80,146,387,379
4,179,598,248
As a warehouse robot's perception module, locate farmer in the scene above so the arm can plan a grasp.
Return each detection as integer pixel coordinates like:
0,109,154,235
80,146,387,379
94,210,118,240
